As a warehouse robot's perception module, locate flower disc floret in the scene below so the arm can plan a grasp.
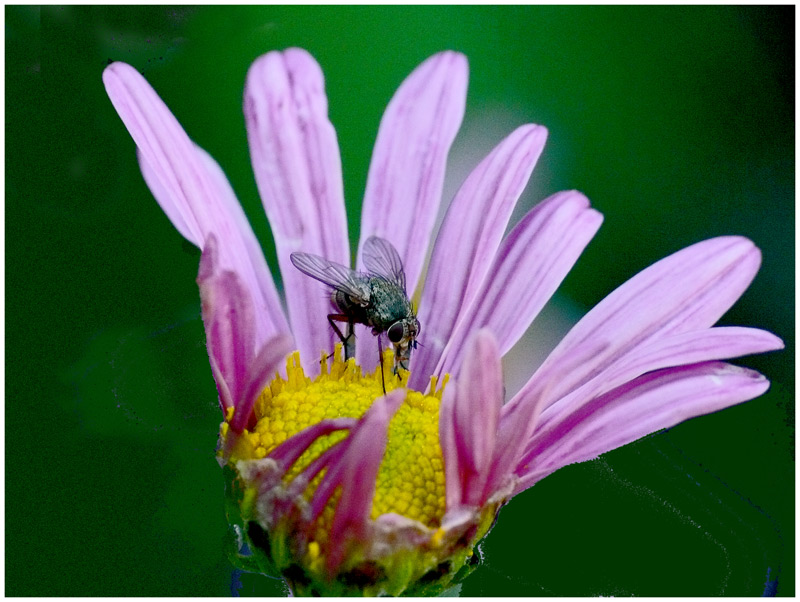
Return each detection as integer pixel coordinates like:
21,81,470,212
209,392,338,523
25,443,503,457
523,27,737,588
222,345,448,528
220,346,498,596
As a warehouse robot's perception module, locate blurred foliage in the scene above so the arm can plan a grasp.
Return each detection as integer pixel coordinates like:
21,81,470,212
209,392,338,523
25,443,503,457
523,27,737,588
6,5,793,596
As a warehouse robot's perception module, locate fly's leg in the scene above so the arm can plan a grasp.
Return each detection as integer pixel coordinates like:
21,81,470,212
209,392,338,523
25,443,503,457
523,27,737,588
395,343,410,373
327,314,355,360
377,335,386,395
345,321,355,360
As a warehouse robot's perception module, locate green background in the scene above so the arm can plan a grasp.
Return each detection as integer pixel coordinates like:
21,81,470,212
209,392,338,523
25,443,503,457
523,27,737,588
6,5,793,596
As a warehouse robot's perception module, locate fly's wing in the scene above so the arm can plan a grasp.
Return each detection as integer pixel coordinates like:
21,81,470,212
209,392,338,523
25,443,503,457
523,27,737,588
362,236,406,292
290,252,370,302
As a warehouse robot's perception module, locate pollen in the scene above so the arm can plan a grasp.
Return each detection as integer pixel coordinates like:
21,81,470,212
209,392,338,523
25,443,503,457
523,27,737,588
223,344,448,528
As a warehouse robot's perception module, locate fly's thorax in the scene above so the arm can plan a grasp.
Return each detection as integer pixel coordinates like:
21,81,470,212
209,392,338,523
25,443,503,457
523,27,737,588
365,277,414,332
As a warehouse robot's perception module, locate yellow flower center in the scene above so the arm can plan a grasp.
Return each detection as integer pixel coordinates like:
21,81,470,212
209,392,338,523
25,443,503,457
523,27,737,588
221,345,448,530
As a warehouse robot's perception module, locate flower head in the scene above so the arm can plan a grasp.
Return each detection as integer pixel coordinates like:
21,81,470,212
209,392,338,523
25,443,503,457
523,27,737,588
103,48,782,595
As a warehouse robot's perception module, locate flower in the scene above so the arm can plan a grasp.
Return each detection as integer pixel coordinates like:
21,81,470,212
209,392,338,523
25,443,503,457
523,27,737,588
103,48,783,596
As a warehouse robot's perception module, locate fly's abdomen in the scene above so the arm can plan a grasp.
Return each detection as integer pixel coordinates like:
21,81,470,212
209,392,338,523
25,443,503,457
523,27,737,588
333,290,369,323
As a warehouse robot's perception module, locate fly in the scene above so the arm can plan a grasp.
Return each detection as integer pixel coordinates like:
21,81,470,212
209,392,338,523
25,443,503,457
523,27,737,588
290,236,420,393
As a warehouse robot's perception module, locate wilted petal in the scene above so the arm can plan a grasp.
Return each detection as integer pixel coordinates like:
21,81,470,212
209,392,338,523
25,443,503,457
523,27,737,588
231,334,295,433
451,330,503,507
438,385,462,511
307,389,405,574
244,48,349,371
196,239,232,412
209,356,234,413
103,62,288,346
433,191,602,383
267,417,357,469
411,125,548,388
513,236,761,414
197,235,254,411
489,339,608,501
514,362,770,492
371,513,431,549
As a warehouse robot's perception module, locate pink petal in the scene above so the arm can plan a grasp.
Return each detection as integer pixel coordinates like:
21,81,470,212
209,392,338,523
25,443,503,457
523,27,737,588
433,191,602,383
244,49,349,372
514,361,770,493
307,389,405,574
355,51,467,371
240,422,355,525
410,125,548,390
504,326,782,449
231,334,295,433
197,235,255,413
512,236,761,415
103,62,288,347
358,51,467,294
500,326,780,496
138,150,198,243
582,326,783,404
452,330,503,507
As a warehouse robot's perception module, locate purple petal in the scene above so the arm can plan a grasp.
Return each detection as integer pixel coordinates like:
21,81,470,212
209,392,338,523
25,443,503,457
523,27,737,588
242,423,355,525
197,235,255,413
357,51,468,294
452,330,503,507
410,125,548,389
512,236,762,415
231,334,295,433
307,389,405,574
514,361,770,493
244,49,349,372
103,62,288,347
433,191,602,383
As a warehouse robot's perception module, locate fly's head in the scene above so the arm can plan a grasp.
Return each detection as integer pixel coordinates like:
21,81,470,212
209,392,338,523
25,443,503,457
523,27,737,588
387,316,420,370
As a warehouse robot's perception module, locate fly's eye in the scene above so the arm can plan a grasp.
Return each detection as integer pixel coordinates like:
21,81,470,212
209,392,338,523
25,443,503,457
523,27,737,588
387,322,405,344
